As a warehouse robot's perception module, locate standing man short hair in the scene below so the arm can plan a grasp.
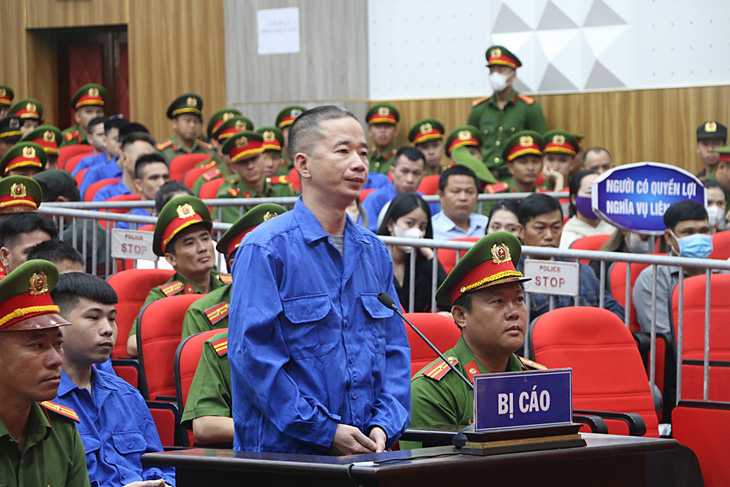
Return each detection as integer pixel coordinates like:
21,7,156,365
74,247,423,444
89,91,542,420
582,147,613,174
431,165,487,241
228,105,411,455
157,93,214,162
0,212,58,274
61,83,106,147
696,121,727,179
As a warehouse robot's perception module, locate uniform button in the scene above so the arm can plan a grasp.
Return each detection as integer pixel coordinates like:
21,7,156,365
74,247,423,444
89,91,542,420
349,356,354,364
510,127,516,132
351,392,358,399
498,126,503,131
495,141,500,146
127,443,133,448
494,157,500,163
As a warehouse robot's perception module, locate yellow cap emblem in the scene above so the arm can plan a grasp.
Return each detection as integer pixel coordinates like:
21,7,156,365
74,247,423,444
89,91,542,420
491,48,502,58
176,203,196,219
263,211,278,221
43,131,55,143
706,121,717,132
234,120,245,130
88,87,100,98
519,135,533,147
26,102,37,114
186,97,197,107
235,136,248,147
491,243,511,264
10,183,26,198
29,272,49,296
378,106,390,116
22,146,36,159
222,112,234,121
552,134,565,145
458,130,472,140
420,123,433,135
263,131,275,142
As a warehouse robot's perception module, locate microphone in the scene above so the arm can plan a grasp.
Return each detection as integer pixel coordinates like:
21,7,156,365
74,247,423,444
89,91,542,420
377,292,473,391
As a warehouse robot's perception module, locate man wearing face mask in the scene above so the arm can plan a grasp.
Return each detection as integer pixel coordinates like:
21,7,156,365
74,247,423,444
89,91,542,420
467,45,547,180
633,201,714,336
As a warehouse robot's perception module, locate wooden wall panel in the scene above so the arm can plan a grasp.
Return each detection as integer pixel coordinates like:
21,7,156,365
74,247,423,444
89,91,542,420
374,85,730,176
1,0,30,97
127,0,226,142
25,0,128,28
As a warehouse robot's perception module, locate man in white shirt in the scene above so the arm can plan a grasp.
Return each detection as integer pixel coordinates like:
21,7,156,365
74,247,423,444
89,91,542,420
432,166,488,241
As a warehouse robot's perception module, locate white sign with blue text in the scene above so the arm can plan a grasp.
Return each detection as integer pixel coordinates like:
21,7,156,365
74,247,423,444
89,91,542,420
474,369,573,432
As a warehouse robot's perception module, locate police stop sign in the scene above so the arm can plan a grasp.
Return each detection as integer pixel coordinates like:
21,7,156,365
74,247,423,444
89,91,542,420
522,260,580,297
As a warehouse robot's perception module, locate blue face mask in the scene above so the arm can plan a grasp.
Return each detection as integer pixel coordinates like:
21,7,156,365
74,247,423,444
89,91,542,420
670,230,713,259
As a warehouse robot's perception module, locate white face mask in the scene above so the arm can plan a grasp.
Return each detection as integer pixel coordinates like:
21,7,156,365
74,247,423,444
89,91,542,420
392,225,424,253
489,71,512,93
707,205,726,230
625,233,650,254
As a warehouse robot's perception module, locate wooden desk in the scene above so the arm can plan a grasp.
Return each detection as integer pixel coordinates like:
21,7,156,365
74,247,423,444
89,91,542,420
142,433,702,487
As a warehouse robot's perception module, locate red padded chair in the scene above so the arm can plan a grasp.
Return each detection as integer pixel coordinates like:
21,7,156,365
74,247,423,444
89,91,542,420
108,268,175,359
98,193,144,229
84,177,120,201
709,231,730,260
671,273,730,402
673,400,730,487
199,177,225,200
569,234,612,265
608,261,652,333
404,313,461,377
137,294,204,400
417,175,441,195
64,151,100,174
58,144,93,169
359,188,376,202
74,167,89,187
169,153,211,182
112,359,140,389
146,401,183,447
531,307,660,437
436,237,479,275
183,164,216,190
174,329,225,446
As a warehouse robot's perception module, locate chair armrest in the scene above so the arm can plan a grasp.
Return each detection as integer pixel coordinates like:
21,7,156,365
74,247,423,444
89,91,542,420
573,409,646,436
572,414,608,434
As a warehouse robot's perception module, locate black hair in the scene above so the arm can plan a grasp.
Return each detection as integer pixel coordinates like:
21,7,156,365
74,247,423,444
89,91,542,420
568,169,598,217
582,146,611,163
487,199,520,223
88,117,108,133
104,117,129,135
27,239,84,267
0,213,58,248
288,105,352,158
135,152,168,180
702,178,728,199
120,130,155,150
438,165,478,192
517,193,562,226
393,146,425,168
663,200,708,232
376,192,434,239
155,181,193,214
51,272,118,318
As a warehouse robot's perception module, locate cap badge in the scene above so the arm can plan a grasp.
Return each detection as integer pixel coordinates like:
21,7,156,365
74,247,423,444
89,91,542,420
263,131,275,142
29,272,49,296
177,203,196,219
263,211,278,221
552,134,565,145
222,112,234,121
491,48,502,58
10,118,20,129
706,121,717,132
420,123,433,135
22,146,36,159
26,102,37,114
11,183,26,198
186,97,197,107
43,130,55,143
88,87,100,98
235,136,248,147
0,89,5,97
378,106,390,116
519,135,533,147
458,130,471,140
491,243,511,264
291,108,302,118
234,120,245,130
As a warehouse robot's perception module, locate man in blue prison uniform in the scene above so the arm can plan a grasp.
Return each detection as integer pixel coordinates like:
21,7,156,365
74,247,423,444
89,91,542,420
228,105,411,455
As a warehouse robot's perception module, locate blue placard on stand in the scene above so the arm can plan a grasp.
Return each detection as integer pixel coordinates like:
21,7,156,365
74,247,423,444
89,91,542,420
592,162,706,235
473,369,572,432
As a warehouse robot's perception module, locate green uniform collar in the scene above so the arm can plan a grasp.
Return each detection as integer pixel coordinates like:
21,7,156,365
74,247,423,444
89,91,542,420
453,335,525,377
172,270,225,294
487,89,519,109
0,403,53,453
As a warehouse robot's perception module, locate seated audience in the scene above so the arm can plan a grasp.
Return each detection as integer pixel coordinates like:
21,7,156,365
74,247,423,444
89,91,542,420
93,131,158,202
72,117,128,176
345,198,369,228
582,147,614,174
541,129,581,192
588,227,652,285
155,180,194,215
486,200,523,240
702,179,727,231
431,165,487,241
0,212,57,274
408,118,446,175
27,239,84,273
559,170,616,248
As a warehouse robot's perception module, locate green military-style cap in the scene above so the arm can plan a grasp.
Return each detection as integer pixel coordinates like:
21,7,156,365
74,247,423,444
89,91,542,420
216,203,287,261
153,195,213,257
222,131,264,163
33,169,79,202
214,115,255,143
0,141,47,176
167,93,203,120
0,259,70,331
276,106,306,129
8,98,43,121
435,231,529,308
20,125,63,155
408,118,445,145
366,103,399,125
697,121,727,142
451,146,496,184
207,107,243,139
256,126,284,152
0,116,23,140
70,83,107,110
485,45,522,69
503,130,545,163
445,125,483,156
0,85,14,106
0,175,42,213
543,129,580,156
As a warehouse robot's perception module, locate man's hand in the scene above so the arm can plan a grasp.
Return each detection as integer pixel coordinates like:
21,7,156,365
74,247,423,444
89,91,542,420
329,424,379,456
368,426,387,453
124,480,167,487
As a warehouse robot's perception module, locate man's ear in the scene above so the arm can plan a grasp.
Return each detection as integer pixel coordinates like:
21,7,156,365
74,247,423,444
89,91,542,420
0,247,10,268
74,111,81,124
132,178,143,194
451,304,467,331
294,152,311,181
664,228,677,254
164,251,177,268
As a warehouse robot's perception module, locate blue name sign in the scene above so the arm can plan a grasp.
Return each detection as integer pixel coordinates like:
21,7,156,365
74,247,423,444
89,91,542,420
592,162,706,235
473,369,572,432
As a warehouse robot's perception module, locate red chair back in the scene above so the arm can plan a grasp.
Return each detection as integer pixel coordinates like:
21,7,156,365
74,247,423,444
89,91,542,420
403,313,461,377
169,153,211,182
709,231,730,260
108,268,175,359
608,261,652,333
146,401,183,447
58,144,92,169
98,193,144,229
436,237,479,275
359,188,376,202
417,175,441,195
532,306,660,437
183,164,215,190
199,177,225,200
569,234,612,265
84,177,120,201
64,151,100,174
137,294,203,400
74,167,89,187
112,359,139,389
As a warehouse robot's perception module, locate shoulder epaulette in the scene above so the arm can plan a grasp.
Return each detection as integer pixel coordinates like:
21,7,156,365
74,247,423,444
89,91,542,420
159,280,184,297
63,131,77,141
518,94,535,105
472,96,491,107
156,139,173,151
519,356,548,370
226,176,240,184
40,401,79,422
211,336,228,356
227,187,241,197
484,182,509,194
202,168,221,181
464,360,480,383
197,159,217,170
205,302,229,325
196,139,213,150
384,149,397,162
268,175,288,184
218,273,232,285
422,356,459,381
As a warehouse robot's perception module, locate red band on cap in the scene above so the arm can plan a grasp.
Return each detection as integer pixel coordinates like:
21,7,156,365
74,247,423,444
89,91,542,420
449,136,479,153
6,156,43,174
488,55,518,69
225,224,259,257
449,259,522,304
413,129,443,145
161,214,205,254
506,144,542,163
0,292,60,330
230,140,264,162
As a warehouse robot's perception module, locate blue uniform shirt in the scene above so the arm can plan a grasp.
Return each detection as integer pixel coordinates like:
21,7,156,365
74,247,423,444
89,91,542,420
363,172,390,190
93,180,131,202
431,211,488,241
54,369,175,487
361,183,440,232
80,161,122,199
72,152,113,176
228,198,411,454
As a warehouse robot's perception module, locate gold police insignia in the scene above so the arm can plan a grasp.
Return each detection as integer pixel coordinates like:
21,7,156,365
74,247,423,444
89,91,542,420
29,272,48,296
552,134,565,145
420,123,433,135
263,131,275,142
706,121,717,132
263,211,278,221
291,108,302,118
89,87,100,98
0,89,5,97
26,102,37,114
223,112,234,121
10,183,26,198
10,118,19,129
177,203,196,219
458,130,471,140
22,146,36,158
43,131,55,143
186,97,197,107
491,48,502,58
519,135,533,147
378,106,390,116
235,120,245,130
491,243,510,264
235,136,248,147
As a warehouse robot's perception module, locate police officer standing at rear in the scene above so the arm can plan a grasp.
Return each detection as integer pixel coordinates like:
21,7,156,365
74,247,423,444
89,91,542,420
157,94,214,162
468,45,547,179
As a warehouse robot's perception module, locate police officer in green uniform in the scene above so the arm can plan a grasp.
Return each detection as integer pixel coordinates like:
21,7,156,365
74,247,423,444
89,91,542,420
0,260,91,487
181,203,287,339
468,45,547,179
696,121,728,180
7,98,43,136
0,141,47,177
409,118,447,175
0,84,14,118
541,129,581,192
20,125,63,170
61,83,106,147
444,125,499,188
258,126,289,177
126,195,231,358
275,105,306,166
410,232,544,430
215,131,297,224
156,93,215,162
367,102,400,174
0,115,23,158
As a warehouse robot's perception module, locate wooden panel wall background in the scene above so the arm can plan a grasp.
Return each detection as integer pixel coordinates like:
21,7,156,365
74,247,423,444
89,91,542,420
377,85,730,177
25,0,128,28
